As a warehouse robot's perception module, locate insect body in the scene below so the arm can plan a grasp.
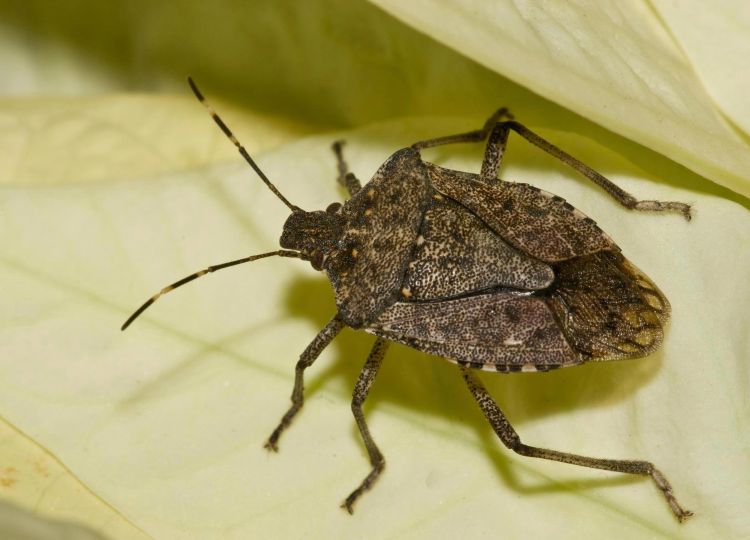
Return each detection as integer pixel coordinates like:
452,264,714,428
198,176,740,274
123,79,693,522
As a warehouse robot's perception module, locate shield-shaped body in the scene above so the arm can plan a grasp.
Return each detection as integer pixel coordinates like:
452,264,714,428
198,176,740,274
322,148,670,372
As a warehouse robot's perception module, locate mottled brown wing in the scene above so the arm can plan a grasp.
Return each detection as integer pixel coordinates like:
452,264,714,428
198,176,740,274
326,148,431,327
546,251,670,361
427,164,617,262
368,292,581,372
402,195,554,300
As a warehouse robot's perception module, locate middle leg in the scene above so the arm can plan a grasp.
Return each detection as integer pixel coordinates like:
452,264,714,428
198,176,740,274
341,337,390,514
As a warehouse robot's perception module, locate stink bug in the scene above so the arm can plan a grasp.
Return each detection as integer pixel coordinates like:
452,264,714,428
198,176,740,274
122,78,693,521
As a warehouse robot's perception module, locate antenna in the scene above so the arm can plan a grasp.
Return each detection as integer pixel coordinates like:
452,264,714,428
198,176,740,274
121,250,300,330
187,77,300,212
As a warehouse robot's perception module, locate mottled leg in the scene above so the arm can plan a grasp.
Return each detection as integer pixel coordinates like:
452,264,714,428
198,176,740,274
332,140,362,197
342,338,389,514
460,367,693,522
264,316,345,451
479,123,511,183
410,109,511,184
411,107,514,151
500,121,692,220
412,108,690,220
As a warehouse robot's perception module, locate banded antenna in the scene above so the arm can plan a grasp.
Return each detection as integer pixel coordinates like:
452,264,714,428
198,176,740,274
187,77,300,212
121,250,300,330
122,77,306,331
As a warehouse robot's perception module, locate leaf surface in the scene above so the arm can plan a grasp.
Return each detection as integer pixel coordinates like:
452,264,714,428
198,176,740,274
1,115,748,539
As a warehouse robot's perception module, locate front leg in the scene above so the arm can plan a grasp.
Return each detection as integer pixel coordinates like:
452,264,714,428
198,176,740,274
460,366,693,522
264,316,345,451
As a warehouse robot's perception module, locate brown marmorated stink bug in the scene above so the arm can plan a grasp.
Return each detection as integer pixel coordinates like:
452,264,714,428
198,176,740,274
122,78,694,522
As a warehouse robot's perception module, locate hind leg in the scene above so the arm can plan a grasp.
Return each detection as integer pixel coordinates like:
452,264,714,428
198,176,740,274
460,366,693,522
412,109,691,220
499,121,692,220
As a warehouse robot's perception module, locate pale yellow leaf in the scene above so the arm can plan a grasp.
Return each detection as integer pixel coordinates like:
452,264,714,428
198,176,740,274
369,0,750,198
650,0,750,136
1,114,748,538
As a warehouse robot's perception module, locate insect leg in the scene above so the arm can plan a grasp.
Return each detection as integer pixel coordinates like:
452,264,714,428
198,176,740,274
264,316,345,451
332,140,362,197
459,366,693,522
501,120,692,220
341,337,390,514
479,123,511,183
411,107,513,151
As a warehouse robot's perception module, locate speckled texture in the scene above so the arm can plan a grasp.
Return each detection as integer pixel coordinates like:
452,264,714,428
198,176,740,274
325,148,431,327
282,146,672,375
427,163,616,262
369,292,579,371
402,195,554,299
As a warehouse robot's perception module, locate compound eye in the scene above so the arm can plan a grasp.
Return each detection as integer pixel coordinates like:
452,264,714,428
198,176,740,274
310,250,325,271
325,202,342,214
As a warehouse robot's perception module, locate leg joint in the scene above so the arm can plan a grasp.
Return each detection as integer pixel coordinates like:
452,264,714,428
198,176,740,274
513,441,532,455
